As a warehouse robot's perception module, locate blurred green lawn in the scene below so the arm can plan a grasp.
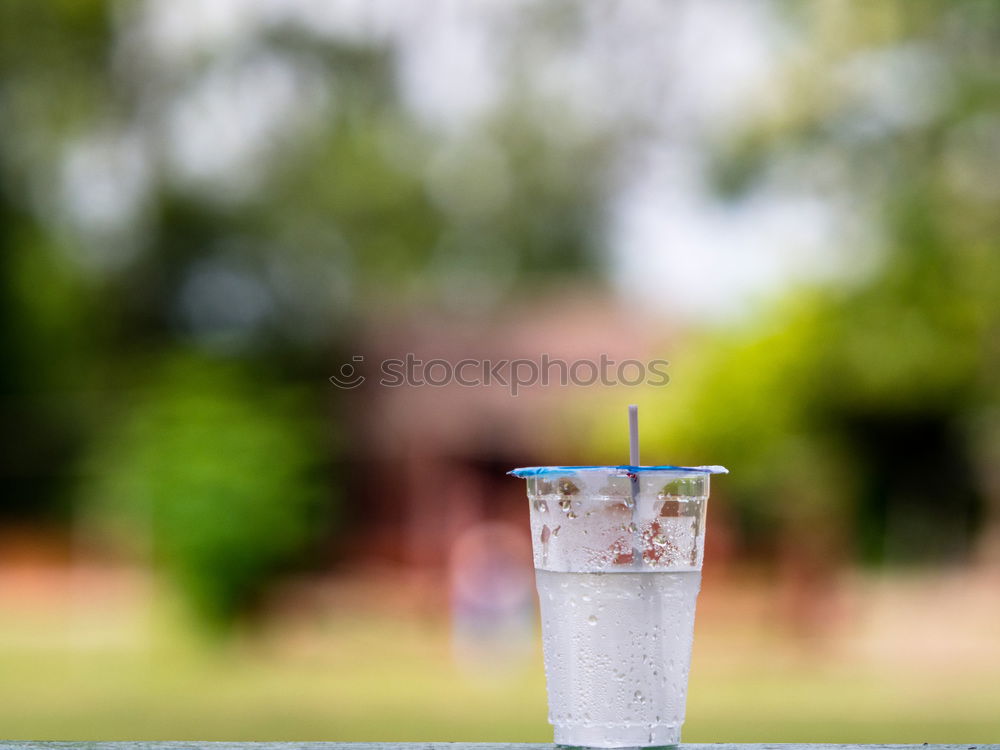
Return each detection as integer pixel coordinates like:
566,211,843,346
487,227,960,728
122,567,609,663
1,575,998,743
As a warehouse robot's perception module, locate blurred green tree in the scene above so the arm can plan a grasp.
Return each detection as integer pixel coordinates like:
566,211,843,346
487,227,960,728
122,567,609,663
82,354,326,629
636,0,1000,565
0,0,613,629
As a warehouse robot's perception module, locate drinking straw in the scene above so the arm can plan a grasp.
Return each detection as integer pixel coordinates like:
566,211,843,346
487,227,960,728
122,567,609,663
628,404,640,466
628,404,641,563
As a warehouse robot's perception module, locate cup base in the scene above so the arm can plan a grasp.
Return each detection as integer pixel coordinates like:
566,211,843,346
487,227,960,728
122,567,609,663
553,722,681,748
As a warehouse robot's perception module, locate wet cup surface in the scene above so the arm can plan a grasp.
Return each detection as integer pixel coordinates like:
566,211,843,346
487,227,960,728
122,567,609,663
510,465,726,748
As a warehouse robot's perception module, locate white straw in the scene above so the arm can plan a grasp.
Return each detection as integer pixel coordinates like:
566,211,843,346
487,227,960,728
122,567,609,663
628,404,640,466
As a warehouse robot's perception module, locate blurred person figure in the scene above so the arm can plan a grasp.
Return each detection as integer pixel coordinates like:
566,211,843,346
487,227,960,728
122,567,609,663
449,521,535,673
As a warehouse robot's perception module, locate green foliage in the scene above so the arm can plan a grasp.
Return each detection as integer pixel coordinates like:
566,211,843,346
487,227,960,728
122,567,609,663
82,353,328,629
622,296,854,537
595,0,1000,562
0,0,614,632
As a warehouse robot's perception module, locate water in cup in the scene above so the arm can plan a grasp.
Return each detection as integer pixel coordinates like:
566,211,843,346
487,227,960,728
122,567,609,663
536,569,700,744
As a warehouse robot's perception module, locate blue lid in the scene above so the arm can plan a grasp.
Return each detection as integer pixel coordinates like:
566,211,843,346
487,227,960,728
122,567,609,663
509,465,728,478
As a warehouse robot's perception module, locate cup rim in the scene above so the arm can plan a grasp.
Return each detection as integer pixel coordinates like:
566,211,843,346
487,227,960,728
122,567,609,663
508,464,728,477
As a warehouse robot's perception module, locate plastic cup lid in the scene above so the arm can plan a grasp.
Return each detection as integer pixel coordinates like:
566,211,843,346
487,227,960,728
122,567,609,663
508,464,728,478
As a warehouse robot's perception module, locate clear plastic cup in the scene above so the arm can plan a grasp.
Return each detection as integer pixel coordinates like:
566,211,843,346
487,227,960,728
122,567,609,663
510,465,727,748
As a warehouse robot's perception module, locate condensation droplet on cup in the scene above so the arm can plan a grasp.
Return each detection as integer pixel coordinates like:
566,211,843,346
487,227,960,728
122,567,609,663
559,498,572,511
558,479,579,495
533,499,549,513
652,533,667,547
587,615,598,626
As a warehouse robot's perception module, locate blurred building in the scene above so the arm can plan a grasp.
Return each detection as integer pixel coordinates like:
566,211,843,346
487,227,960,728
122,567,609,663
342,290,666,573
